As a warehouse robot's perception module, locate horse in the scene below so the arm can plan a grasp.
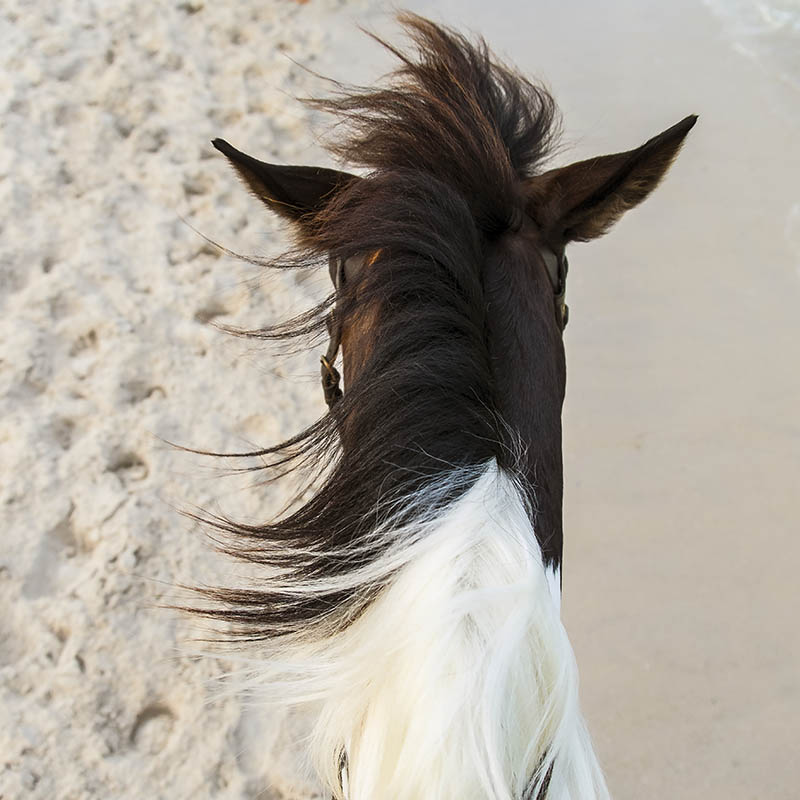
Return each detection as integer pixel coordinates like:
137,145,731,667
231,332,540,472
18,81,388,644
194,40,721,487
194,13,695,800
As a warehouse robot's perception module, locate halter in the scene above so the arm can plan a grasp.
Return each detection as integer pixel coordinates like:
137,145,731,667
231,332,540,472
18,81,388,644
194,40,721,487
319,250,569,409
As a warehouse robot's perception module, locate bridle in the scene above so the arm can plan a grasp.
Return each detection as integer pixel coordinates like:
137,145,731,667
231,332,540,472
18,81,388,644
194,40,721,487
319,249,569,410
542,247,570,331
319,254,346,409
556,257,569,328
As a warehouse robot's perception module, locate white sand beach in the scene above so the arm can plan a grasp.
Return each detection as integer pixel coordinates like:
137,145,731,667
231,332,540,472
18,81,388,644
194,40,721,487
1,1,798,798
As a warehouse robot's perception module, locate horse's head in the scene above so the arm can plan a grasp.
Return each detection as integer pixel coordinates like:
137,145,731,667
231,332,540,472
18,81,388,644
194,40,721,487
213,114,694,563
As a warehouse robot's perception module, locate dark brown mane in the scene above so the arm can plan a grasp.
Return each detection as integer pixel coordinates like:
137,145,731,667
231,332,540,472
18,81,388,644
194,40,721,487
191,15,562,637
311,13,560,236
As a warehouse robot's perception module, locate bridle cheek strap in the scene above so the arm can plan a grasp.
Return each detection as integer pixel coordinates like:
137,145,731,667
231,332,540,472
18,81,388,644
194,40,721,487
542,248,569,331
320,318,343,409
321,257,345,409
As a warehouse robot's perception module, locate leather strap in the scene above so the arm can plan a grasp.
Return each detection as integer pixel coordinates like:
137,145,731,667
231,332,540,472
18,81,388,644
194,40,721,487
320,256,344,409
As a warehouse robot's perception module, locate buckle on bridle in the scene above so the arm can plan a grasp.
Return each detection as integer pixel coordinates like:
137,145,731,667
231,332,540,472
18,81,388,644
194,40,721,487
320,353,342,402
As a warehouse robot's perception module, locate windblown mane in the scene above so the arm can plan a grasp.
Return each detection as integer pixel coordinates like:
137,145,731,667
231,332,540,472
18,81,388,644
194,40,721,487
312,15,559,233
194,15,561,639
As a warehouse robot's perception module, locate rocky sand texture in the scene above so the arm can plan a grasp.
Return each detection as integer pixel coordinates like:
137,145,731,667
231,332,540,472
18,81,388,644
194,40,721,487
0,1,375,797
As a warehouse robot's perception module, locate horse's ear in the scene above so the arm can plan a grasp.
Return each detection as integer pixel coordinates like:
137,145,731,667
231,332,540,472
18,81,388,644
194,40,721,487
528,115,697,243
212,138,358,225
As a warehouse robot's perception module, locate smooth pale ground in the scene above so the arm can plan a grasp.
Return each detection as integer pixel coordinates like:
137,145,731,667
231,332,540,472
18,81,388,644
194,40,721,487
1,0,797,798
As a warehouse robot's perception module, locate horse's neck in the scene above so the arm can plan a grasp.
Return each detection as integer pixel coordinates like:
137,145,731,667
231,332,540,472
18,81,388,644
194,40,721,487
483,250,566,567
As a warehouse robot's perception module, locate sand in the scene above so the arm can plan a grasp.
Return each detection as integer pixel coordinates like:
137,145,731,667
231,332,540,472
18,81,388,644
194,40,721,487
1,1,798,798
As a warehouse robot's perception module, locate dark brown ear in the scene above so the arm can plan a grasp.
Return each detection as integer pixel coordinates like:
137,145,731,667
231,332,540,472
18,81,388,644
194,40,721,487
212,138,358,224
528,115,697,243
